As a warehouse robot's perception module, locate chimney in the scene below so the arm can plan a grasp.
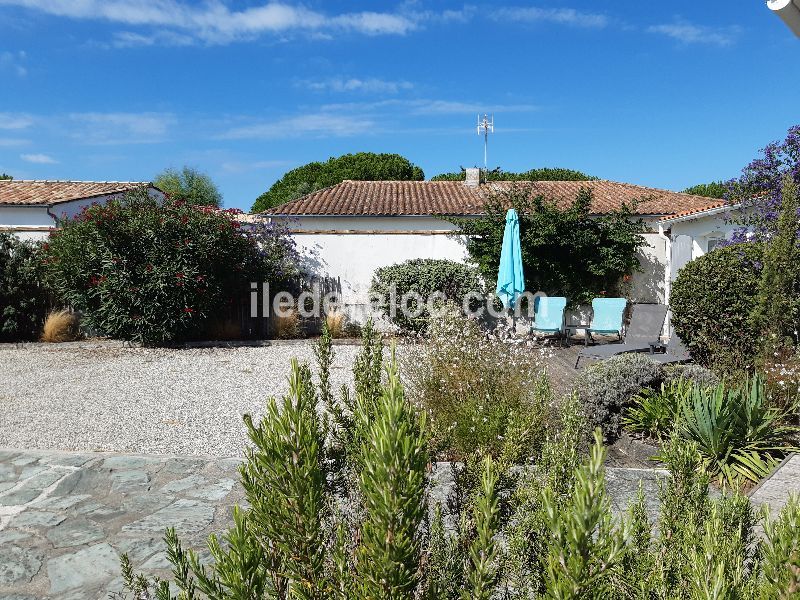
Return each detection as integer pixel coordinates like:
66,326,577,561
464,167,480,187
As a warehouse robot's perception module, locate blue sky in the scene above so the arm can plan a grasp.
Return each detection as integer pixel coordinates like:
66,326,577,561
1,1,798,211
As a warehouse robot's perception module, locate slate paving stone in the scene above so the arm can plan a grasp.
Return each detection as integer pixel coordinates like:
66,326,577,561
120,492,175,514
11,510,67,528
40,454,94,468
110,469,151,492
0,465,16,482
31,493,92,511
46,542,120,595
46,518,105,548
0,531,30,544
122,498,215,535
0,449,245,597
0,546,42,585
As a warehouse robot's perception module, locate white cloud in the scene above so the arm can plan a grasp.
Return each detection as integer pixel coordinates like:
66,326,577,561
68,112,174,143
494,7,609,28
302,77,414,94
0,50,27,76
221,113,376,140
0,0,418,44
647,21,740,47
21,153,57,164
0,112,33,130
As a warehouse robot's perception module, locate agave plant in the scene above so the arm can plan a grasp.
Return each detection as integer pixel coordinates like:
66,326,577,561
623,379,694,440
677,375,799,486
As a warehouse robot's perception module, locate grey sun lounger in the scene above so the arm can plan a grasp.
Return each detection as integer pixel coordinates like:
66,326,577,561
647,334,691,364
574,303,668,368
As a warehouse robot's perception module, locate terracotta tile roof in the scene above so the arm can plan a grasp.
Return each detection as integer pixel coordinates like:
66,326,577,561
0,180,155,206
658,200,731,222
263,179,719,218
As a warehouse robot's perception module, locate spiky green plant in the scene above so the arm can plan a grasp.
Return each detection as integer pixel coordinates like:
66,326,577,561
759,496,800,598
622,378,694,440
354,358,428,599
463,456,500,600
240,359,328,598
542,429,629,599
677,375,799,486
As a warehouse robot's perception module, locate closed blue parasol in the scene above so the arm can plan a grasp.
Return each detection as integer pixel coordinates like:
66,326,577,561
496,208,525,310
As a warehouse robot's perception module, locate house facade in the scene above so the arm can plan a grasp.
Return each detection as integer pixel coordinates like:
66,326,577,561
0,180,164,241
261,176,727,323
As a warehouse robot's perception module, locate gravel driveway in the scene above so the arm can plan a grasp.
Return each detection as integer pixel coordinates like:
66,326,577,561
0,342,359,457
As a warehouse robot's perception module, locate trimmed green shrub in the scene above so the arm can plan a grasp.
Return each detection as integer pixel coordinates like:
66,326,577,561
0,233,49,342
662,363,720,389
670,242,763,371
370,259,484,334
572,353,664,442
42,188,298,344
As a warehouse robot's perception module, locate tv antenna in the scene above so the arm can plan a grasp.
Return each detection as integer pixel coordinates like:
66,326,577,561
477,113,494,172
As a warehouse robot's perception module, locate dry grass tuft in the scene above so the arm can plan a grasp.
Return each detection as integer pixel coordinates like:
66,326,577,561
325,310,347,339
274,305,301,339
41,309,81,343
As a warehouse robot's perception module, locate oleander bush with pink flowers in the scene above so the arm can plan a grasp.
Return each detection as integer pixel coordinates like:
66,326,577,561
41,187,298,344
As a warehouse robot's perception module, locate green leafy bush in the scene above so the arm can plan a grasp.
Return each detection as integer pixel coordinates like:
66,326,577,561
0,233,49,342
252,152,424,212
572,353,664,442
41,188,298,344
670,242,763,371
456,186,646,306
404,305,550,461
370,259,484,333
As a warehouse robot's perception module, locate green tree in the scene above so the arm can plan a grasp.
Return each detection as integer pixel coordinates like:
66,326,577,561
455,185,646,306
252,152,424,212
430,167,596,182
154,166,223,207
0,173,12,180
683,181,728,199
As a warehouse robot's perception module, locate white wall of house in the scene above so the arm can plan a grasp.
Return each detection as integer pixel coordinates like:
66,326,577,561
285,216,467,322
659,207,741,306
0,189,165,242
274,214,672,324
0,205,54,241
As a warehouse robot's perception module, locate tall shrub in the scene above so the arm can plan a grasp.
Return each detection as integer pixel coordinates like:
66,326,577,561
0,233,49,341
750,176,800,354
41,188,298,344
456,186,645,305
670,242,763,371
370,259,484,333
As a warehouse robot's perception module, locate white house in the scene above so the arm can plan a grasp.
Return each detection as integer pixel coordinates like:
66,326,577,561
261,174,724,322
657,202,743,307
0,180,164,241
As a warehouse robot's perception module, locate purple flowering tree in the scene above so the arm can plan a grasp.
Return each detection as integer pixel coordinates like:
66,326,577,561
728,124,800,242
